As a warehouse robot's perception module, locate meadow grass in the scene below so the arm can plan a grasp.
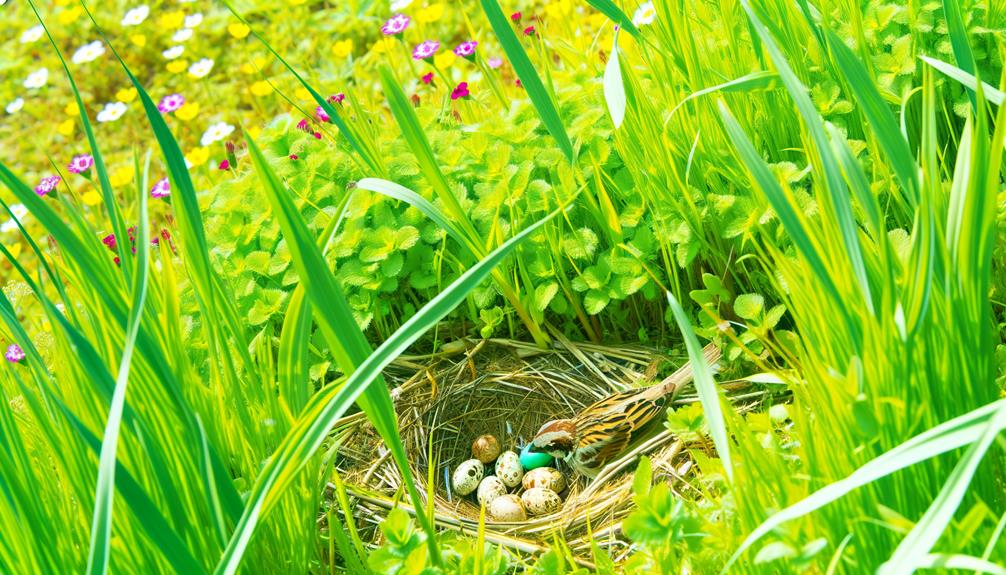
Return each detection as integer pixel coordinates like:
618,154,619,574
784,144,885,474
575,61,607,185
0,0,1004,573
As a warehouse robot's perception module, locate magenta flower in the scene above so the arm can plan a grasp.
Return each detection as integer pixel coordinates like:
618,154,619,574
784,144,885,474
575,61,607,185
102,233,117,252
313,131,322,139
450,82,470,100
218,159,230,170
296,118,311,132
289,154,299,160
421,72,434,85
524,26,535,36
315,106,330,123
150,177,170,198
68,154,94,175
35,175,61,196
453,41,478,58
487,56,503,69
5,344,25,363
412,40,440,60
510,11,521,22
328,93,345,104
157,93,185,113
381,13,410,35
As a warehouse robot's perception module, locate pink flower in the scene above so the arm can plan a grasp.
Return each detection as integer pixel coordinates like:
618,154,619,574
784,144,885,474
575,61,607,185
450,82,470,100
382,13,410,35
453,40,478,58
102,233,117,252
157,93,185,113
218,159,230,170
421,72,434,85
289,154,299,160
523,26,535,36
68,154,94,175
35,175,61,196
5,344,25,363
487,56,503,69
328,93,345,104
150,177,170,198
510,11,521,22
297,118,311,132
412,40,440,60
315,106,330,123
515,79,523,88
313,131,322,139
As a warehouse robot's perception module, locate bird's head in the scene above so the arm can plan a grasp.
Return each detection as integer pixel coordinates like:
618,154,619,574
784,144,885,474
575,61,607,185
529,419,576,459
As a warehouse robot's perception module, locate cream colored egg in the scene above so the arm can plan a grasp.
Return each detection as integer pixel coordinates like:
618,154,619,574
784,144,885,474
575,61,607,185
451,458,484,496
521,487,561,516
495,450,524,488
477,476,507,507
489,494,527,521
472,434,501,464
522,467,566,494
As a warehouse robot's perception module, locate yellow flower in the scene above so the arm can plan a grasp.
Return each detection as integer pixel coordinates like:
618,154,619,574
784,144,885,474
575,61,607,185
167,60,188,74
109,166,135,188
115,88,138,103
434,50,456,69
588,13,608,28
545,0,573,20
247,126,262,140
8,243,21,260
130,34,147,48
186,147,209,167
57,119,75,136
332,39,353,59
289,0,306,5
175,102,200,121
295,87,311,101
417,3,444,23
58,6,83,25
64,101,79,116
250,81,273,97
372,37,397,54
54,0,71,5
159,11,186,29
228,23,251,39
82,190,102,206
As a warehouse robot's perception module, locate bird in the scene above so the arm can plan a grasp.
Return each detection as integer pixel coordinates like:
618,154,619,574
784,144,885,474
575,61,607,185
528,344,720,478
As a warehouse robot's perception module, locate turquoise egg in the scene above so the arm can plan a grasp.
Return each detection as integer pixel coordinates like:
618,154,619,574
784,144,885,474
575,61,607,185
519,443,554,471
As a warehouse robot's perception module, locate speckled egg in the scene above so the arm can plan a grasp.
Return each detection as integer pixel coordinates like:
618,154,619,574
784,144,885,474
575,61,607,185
519,442,554,471
495,450,524,488
521,487,562,516
489,494,527,522
451,458,484,496
472,434,501,464
476,476,507,507
522,467,566,494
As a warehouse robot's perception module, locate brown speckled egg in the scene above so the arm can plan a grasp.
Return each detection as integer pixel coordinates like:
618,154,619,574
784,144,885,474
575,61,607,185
489,494,527,521
521,487,561,516
522,467,566,494
472,434,501,464
477,476,507,507
451,459,484,496
494,450,524,488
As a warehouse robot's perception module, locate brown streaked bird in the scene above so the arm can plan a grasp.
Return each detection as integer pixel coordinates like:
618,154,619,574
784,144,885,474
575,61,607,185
529,344,720,478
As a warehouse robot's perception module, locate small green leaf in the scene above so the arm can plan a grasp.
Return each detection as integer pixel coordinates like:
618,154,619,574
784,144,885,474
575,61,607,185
734,293,765,320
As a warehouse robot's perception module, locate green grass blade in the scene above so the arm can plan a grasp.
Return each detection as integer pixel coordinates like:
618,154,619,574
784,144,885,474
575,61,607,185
912,554,1006,575
603,29,627,129
721,399,1006,573
668,70,778,119
919,56,1005,105
942,0,977,106
585,0,640,37
481,0,575,162
665,292,732,482
214,144,560,572
85,145,152,575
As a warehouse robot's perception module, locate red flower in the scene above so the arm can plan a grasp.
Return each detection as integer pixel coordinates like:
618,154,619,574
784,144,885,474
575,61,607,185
450,82,470,100
328,93,345,104
523,25,535,36
219,159,230,170
421,72,434,85
510,11,521,22
289,154,299,160
410,93,421,106
313,131,322,139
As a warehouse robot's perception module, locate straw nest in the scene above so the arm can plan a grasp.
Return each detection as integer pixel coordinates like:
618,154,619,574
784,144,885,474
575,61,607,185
332,336,763,566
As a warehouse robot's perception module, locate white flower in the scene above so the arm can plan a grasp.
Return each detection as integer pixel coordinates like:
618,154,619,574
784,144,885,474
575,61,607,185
200,122,234,146
121,5,150,26
172,28,194,42
390,0,413,10
96,102,128,123
162,46,185,60
5,98,24,115
184,13,203,28
72,41,105,64
632,1,656,26
23,68,49,90
20,25,44,44
188,58,214,78
1,204,28,234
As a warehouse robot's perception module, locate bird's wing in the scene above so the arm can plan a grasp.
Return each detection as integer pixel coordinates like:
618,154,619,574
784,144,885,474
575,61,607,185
574,389,667,471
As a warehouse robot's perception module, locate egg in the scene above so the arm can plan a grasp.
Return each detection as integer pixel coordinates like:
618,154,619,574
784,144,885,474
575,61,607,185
519,442,554,471
489,494,527,521
521,487,562,516
494,450,524,488
476,476,507,507
451,459,484,496
472,434,501,464
522,467,566,494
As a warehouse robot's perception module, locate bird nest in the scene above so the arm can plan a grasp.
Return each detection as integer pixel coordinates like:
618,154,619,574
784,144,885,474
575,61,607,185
332,336,755,566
